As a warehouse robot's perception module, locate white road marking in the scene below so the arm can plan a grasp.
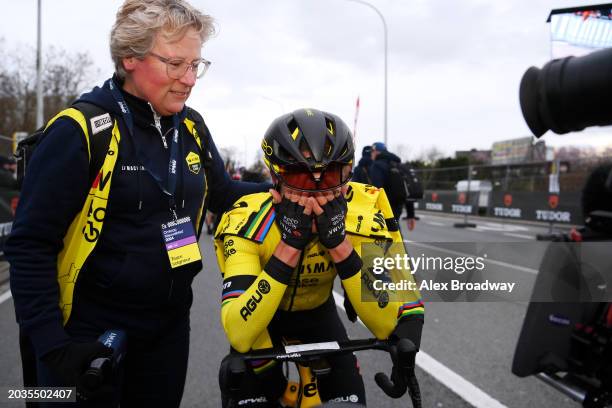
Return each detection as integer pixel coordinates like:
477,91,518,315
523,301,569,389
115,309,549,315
0,289,12,305
503,233,533,240
406,240,539,275
425,222,446,227
332,291,508,408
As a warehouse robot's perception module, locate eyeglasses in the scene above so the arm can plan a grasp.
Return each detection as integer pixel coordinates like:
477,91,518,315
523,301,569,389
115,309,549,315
273,162,353,192
148,51,211,79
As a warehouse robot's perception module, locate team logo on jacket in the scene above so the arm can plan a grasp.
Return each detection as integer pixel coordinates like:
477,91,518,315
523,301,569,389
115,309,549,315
185,151,201,174
258,279,271,294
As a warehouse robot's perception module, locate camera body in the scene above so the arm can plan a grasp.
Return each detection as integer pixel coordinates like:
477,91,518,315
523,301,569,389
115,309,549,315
514,7,612,406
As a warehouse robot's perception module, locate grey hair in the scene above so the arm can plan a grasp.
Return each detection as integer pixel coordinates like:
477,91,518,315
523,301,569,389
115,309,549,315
110,0,216,79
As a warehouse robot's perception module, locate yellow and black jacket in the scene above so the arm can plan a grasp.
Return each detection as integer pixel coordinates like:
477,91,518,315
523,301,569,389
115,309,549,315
6,76,268,358
215,182,424,353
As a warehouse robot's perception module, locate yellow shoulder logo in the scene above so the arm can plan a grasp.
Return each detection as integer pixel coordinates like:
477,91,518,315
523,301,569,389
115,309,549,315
186,151,201,175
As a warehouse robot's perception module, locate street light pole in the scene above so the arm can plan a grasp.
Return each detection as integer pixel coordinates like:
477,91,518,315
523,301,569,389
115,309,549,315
345,0,388,145
36,0,43,128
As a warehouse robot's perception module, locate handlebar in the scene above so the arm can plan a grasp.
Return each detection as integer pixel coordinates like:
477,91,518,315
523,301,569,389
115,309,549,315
239,337,421,407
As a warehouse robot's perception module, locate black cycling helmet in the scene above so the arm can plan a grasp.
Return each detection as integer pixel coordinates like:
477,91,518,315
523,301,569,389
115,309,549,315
262,108,355,192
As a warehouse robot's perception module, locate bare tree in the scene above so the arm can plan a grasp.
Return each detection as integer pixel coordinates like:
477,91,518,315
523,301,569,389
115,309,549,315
425,146,444,164
393,143,412,162
219,146,239,172
0,40,97,155
413,145,444,166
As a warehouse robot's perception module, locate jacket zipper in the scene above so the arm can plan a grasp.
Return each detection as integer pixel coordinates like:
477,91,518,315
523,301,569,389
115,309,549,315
149,104,167,148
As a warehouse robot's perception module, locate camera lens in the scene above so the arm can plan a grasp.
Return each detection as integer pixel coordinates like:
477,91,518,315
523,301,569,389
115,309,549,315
519,47,612,137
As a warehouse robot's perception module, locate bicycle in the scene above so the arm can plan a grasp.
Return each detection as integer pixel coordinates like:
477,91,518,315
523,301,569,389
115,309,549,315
221,337,422,408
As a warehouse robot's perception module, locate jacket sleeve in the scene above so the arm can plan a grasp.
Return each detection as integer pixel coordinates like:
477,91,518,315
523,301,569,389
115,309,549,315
369,161,386,189
5,118,90,357
342,234,424,343
201,125,272,214
219,235,289,353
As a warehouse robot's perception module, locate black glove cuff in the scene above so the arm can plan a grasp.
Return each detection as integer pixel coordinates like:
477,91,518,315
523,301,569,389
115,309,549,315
264,255,294,285
335,249,362,280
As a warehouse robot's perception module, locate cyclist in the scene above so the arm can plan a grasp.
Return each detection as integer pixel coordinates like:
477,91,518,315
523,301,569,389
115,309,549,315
215,108,424,406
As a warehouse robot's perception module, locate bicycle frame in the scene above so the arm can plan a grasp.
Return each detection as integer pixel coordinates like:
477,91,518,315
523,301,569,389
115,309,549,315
278,363,323,408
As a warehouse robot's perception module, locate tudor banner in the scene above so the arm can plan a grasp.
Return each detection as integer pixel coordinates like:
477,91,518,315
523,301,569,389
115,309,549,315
415,190,479,216
490,191,582,224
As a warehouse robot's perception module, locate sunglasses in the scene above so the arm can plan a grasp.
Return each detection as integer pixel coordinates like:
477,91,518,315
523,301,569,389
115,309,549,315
273,162,353,192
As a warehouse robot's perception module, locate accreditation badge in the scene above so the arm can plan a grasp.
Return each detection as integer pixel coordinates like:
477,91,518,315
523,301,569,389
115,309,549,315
161,216,202,268
185,151,201,174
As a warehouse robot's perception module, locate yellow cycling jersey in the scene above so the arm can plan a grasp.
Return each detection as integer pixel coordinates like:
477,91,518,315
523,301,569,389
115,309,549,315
214,182,424,353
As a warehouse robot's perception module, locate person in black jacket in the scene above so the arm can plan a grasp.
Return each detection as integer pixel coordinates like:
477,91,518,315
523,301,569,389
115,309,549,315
5,1,268,407
369,142,416,231
0,155,17,190
352,145,372,184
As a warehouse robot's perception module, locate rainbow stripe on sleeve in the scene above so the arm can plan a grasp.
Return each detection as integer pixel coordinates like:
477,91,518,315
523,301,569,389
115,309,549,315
397,300,424,320
242,199,275,242
221,290,245,307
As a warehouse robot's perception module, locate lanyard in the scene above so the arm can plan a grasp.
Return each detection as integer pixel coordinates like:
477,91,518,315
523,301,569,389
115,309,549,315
109,79,182,218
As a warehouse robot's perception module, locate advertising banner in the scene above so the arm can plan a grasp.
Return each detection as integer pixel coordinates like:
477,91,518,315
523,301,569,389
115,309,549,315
489,191,582,224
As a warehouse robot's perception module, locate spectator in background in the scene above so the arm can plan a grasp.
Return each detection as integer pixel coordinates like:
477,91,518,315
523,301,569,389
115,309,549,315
240,168,268,183
352,146,372,184
0,156,18,190
369,142,416,231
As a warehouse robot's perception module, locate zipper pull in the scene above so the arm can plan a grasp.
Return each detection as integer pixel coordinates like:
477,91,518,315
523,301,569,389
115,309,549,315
169,198,178,221
149,103,167,149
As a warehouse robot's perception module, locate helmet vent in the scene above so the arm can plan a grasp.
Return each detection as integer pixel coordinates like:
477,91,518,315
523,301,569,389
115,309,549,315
325,118,335,136
274,140,296,163
298,137,315,160
288,119,300,141
325,136,333,157
341,142,348,156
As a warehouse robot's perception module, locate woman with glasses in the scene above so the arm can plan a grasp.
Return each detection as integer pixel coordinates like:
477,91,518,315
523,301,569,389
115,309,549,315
216,109,424,407
6,1,268,406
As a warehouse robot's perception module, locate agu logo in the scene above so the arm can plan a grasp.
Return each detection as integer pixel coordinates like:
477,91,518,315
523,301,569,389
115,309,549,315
240,279,271,321
378,291,389,308
258,279,271,294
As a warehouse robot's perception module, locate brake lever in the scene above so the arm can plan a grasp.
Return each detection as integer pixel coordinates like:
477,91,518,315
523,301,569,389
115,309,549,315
396,339,422,408
375,338,422,408
374,343,407,398
375,367,408,398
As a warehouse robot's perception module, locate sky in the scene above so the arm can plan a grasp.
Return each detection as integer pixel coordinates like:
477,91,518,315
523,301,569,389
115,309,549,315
1,0,611,166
